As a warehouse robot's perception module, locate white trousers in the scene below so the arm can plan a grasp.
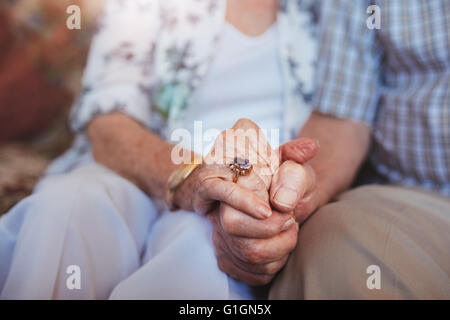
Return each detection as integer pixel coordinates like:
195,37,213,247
0,162,255,299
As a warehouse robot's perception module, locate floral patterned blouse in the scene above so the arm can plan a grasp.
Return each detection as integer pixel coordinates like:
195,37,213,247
50,0,317,174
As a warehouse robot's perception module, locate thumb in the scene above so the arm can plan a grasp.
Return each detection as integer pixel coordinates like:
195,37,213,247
279,137,319,164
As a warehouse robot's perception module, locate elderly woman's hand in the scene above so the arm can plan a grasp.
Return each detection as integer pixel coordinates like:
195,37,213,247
172,118,277,219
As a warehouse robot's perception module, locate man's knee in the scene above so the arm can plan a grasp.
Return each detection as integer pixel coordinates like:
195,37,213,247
270,185,450,299
270,190,373,299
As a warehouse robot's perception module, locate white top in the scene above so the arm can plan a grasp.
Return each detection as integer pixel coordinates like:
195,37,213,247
170,21,284,156
46,22,286,175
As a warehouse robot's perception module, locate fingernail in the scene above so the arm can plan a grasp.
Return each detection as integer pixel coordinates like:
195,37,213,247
258,206,272,218
282,218,296,231
274,187,298,209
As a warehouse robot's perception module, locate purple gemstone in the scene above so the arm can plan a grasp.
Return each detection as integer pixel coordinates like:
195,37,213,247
233,157,251,170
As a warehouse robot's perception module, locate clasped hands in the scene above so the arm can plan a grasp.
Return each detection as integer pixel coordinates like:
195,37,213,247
173,119,320,285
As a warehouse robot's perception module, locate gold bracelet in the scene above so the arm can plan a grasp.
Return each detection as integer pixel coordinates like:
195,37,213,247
165,156,203,211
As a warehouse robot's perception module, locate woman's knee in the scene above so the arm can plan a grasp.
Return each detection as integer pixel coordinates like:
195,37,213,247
25,164,127,224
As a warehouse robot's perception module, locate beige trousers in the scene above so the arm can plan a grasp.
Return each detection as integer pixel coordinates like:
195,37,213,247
269,185,450,299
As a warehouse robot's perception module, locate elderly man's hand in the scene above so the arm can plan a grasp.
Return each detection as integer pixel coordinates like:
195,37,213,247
273,138,320,223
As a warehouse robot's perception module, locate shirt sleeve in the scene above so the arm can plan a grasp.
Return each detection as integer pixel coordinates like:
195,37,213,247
70,0,160,132
312,0,383,125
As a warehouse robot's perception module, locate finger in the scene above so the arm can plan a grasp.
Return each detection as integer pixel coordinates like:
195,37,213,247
293,187,321,224
204,131,274,190
279,137,319,164
236,170,269,202
270,160,311,212
229,251,289,276
215,229,289,276
208,123,266,167
212,226,275,286
219,203,295,238
198,177,272,219
216,248,275,286
215,219,299,265
230,223,299,265
231,119,278,185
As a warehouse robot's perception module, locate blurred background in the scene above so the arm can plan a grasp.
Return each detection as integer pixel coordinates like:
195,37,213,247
0,0,107,214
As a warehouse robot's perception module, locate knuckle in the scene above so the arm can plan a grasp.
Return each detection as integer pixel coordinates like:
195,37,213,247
252,176,266,191
242,242,264,264
234,118,252,127
265,221,279,236
197,169,213,186
196,174,209,193
224,183,239,202
233,118,260,134
221,211,238,234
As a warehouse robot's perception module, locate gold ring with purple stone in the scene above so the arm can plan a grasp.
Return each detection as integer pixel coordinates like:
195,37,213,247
229,157,253,183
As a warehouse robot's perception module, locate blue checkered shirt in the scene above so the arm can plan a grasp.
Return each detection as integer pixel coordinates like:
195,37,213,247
313,0,450,196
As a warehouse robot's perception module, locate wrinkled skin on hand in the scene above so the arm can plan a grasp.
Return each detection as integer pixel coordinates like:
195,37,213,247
198,119,319,285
